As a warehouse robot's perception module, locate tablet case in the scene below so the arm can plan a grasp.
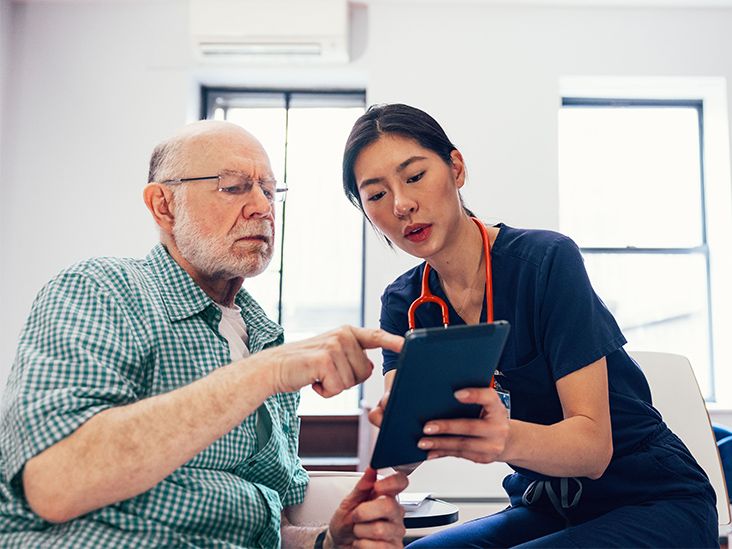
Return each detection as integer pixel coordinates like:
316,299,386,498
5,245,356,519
370,321,510,469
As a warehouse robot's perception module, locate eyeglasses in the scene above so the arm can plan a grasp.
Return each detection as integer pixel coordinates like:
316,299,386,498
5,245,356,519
160,170,288,203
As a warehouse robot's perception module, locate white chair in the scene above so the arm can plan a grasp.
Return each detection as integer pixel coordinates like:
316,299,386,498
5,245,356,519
287,471,362,526
629,351,731,525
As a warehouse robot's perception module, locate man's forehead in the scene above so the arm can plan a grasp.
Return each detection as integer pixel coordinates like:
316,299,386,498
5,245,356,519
179,121,259,151
178,122,272,173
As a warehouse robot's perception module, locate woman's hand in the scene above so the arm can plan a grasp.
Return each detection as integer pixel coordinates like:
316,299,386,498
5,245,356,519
368,370,397,429
417,387,510,463
367,390,389,428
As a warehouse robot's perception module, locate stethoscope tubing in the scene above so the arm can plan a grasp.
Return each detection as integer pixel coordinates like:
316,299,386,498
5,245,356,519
407,216,494,331
406,216,496,389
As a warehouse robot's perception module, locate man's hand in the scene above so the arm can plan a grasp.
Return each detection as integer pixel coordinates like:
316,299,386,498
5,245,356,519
262,327,404,398
327,467,408,549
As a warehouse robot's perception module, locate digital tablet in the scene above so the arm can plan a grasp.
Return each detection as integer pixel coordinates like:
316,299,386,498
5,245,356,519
370,321,510,470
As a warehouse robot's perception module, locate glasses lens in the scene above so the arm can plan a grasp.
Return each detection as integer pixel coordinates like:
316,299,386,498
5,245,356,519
217,171,284,204
275,187,288,203
217,172,252,195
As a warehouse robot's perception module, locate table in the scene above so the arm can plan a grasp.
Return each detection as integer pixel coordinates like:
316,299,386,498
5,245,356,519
404,497,459,528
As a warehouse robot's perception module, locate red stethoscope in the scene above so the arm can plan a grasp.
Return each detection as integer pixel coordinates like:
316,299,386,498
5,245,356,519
407,216,496,386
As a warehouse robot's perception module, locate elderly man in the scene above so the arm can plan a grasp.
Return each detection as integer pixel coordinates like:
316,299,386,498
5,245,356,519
0,120,408,547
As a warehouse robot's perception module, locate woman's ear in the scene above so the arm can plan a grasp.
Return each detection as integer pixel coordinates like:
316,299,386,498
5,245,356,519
450,149,466,189
143,183,176,235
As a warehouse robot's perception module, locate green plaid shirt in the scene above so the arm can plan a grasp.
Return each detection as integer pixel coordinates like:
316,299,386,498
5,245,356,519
0,244,309,548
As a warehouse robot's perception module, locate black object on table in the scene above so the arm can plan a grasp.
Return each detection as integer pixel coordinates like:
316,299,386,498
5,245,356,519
403,497,459,529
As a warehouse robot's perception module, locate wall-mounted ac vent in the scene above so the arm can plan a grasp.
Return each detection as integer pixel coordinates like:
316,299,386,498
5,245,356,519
190,0,349,64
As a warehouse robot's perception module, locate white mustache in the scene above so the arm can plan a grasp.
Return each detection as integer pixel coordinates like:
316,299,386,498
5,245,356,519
231,223,273,241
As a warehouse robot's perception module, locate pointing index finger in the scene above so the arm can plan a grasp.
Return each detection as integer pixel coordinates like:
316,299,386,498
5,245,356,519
352,327,404,353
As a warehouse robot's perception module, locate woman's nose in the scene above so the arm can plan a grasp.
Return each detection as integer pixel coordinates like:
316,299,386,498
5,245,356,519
393,194,418,218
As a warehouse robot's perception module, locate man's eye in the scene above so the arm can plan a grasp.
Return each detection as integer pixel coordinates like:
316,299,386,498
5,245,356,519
368,191,386,202
406,171,424,184
220,185,246,194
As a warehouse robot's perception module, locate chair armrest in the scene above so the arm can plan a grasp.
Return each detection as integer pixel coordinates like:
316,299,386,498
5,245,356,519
287,472,362,526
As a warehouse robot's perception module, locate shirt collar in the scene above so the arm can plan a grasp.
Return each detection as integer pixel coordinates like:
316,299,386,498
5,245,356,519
234,287,284,352
146,245,285,348
147,244,215,322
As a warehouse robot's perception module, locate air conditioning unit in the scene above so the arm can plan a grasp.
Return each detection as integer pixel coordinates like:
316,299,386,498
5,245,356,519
189,0,349,64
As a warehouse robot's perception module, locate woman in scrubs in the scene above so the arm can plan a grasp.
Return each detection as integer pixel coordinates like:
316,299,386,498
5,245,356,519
342,103,718,548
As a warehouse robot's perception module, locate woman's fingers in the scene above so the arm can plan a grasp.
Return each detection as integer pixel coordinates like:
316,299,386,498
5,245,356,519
368,391,390,427
453,387,504,409
420,435,506,463
415,387,510,462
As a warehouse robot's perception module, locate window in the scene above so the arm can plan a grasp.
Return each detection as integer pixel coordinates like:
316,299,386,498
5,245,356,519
559,98,715,399
203,88,366,414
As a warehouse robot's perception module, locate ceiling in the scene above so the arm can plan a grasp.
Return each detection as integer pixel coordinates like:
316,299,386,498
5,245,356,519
10,0,732,5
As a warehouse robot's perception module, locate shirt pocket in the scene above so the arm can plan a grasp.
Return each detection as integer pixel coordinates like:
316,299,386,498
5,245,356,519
498,353,564,425
500,353,555,395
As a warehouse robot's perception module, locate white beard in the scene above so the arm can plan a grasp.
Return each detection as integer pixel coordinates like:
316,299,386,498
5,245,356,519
171,191,274,280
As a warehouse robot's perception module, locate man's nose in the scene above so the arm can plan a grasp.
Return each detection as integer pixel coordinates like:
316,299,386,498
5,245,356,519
241,186,273,219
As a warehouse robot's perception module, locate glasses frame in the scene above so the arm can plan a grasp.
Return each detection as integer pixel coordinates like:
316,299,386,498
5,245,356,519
159,173,288,203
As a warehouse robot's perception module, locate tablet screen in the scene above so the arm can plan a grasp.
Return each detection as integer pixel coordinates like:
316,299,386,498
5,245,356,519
370,321,510,470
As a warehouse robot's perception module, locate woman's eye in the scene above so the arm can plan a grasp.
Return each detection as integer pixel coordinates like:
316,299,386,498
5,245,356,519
406,171,425,184
368,191,386,202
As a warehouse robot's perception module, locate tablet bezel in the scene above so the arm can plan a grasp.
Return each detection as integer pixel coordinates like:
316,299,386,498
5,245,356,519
370,321,510,470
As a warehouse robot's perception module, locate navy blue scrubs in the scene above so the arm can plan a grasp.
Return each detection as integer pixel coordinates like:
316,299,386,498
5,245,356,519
380,224,717,548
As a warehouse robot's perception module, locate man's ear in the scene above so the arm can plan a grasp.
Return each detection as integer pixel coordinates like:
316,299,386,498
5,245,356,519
143,183,176,234
450,149,466,189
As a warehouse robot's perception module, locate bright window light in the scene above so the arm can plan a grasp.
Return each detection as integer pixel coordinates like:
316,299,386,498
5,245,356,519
559,100,714,399
205,90,366,414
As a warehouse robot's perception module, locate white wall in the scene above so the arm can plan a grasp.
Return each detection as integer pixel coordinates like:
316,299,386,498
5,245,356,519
360,2,732,401
0,0,11,348
0,0,9,164
3,0,732,498
1,0,191,371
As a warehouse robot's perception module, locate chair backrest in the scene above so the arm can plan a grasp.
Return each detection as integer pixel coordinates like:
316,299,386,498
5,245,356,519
629,351,730,524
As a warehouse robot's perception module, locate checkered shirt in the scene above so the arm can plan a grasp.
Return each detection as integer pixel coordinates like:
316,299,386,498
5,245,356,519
0,244,309,548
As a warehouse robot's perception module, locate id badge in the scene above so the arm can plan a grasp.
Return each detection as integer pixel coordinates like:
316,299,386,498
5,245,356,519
494,379,511,418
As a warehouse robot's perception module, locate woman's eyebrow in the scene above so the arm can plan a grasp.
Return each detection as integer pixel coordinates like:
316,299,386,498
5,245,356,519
358,156,427,190
358,156,428,190
396,156,427,172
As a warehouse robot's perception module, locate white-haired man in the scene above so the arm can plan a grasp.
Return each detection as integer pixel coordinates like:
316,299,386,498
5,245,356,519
0,121,408,548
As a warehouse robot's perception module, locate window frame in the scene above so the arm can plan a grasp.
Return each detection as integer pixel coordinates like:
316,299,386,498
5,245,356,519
201,86,367,327
560,96,716,399
201,87,368,469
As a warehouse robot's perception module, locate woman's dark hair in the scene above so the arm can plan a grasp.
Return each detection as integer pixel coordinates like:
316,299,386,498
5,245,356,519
342,103,475,218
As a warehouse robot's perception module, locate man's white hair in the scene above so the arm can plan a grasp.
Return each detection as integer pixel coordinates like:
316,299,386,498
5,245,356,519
147,120,260,185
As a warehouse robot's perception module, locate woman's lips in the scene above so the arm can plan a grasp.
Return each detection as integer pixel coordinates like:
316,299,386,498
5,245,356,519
404,225,432,243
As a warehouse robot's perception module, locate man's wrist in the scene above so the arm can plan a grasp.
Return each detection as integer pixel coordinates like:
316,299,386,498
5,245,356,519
236,351,277,399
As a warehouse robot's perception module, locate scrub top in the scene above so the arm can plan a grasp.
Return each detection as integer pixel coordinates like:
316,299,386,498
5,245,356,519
379,224,716,520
